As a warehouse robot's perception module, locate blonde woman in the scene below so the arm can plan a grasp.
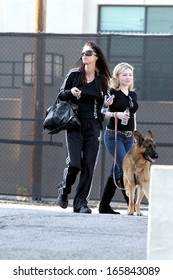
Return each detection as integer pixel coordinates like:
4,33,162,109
99,62,139,214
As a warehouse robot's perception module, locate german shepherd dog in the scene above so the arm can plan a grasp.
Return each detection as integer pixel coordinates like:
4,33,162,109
123,130,158,215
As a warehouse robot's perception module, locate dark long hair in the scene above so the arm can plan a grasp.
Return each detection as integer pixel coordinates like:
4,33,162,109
77,41,111,92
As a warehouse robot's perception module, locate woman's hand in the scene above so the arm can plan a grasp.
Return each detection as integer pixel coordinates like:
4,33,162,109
71,87,81,99
104,95,114,106
117,112,130,122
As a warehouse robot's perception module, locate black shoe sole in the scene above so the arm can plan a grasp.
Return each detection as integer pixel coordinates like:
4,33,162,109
99,211,120,214
99,205,120,214
74,207,92,214
58,202,68,209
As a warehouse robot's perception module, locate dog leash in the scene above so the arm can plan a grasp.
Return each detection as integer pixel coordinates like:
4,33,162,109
113,112,125,190
112,112,118,187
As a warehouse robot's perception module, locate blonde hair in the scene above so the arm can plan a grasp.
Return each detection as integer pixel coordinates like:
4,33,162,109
109,62,134,91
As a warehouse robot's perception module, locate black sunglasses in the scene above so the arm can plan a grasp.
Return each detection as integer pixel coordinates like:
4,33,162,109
81,50,96,56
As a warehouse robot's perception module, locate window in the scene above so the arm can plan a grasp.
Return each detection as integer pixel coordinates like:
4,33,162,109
147,7,173,33
23,54,34,84
23,53,63,85
99,6,144,33
98,6,173,34
0,61,23,88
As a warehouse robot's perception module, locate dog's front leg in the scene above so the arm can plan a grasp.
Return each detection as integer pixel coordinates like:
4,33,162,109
127,184,136,215
135,186,144,215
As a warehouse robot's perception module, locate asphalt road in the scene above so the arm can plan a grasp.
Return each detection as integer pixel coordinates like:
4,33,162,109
0,201,148,260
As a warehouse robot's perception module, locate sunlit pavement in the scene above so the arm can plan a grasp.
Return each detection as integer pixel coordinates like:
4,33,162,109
0,200,148,260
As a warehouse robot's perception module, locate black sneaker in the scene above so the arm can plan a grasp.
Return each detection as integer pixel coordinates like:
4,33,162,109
74,206,92,214
58,194,68,209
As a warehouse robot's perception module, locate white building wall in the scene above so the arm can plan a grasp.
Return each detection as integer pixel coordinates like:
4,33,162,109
0,0,172,33
0,0,35,32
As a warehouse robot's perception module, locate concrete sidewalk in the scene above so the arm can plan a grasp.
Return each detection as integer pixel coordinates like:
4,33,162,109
0,200,148,260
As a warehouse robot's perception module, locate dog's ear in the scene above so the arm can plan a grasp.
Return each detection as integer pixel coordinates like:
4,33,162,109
145,130,153,139
133,131,144,146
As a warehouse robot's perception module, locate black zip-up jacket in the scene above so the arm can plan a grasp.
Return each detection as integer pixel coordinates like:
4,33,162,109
58,67,108,128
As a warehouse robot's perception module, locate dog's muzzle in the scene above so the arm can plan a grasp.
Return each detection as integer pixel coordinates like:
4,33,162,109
144,153,159,163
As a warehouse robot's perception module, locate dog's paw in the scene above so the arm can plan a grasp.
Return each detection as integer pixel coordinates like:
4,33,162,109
127,211,134,215
136,212,143,216
127,206,135,215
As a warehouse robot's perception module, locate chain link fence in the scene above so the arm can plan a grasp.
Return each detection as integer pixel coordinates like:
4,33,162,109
0,33,173,203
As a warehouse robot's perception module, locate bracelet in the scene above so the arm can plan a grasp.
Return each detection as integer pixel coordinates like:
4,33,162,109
110,112,114,118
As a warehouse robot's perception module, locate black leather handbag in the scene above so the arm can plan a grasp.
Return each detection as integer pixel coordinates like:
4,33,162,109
43,100,80,135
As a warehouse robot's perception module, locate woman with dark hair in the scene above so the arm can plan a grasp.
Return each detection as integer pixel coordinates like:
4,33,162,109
57,41,111,213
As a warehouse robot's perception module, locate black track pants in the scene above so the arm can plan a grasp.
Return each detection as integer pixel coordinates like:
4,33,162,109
60,120,101,211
